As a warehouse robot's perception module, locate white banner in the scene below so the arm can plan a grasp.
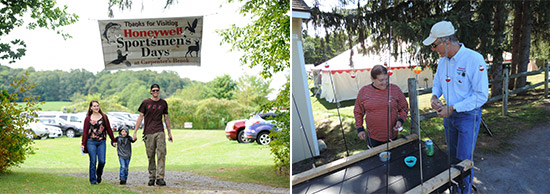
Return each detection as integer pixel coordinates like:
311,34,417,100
98,16,203,70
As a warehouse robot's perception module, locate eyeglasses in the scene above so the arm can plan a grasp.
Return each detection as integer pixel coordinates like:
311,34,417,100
431,40,443,49
375,77,388,82
151,89,160,92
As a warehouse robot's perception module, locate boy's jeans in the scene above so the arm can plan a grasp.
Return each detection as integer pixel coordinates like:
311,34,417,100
444,107,481,194
119,158,131,181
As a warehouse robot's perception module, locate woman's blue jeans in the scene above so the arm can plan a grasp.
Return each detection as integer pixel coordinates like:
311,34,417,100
119,158,131,181
87,140,106,184
444,108,481,194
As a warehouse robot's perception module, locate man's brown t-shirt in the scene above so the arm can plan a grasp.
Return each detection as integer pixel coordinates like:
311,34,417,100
138,98,168,135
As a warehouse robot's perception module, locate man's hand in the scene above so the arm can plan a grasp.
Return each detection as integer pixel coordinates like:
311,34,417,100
357,131,366,140
431,96,443,111
132,131,137,141
168,133,173,142
112,142,117,147
437,105,454,117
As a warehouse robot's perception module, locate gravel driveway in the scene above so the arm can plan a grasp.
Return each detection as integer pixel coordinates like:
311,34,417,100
473,122,550,193
65,171,289,194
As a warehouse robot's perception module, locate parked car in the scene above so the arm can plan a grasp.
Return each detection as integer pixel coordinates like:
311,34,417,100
25,122,50,140
243,113,278,145
38,111,85,128
58,113,86,127
37,117,83,138
107,112,135,130
105,114,127,132
225,112,277,144
225,119,252,143
47,125,63,138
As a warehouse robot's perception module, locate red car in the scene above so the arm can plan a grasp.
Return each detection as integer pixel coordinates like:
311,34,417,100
225,119,252,143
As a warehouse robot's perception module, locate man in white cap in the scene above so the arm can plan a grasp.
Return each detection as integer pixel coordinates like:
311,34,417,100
424,21,488,194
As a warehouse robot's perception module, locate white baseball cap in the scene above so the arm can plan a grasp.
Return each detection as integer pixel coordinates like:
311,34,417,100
422,21,456,46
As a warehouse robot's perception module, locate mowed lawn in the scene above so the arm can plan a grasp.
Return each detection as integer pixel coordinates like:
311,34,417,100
0,129,289,193
37,101,73,111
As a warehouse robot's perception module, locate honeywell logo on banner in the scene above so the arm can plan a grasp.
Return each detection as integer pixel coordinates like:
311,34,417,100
98,16,202,70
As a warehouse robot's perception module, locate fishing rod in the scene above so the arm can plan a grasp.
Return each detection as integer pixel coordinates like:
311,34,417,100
413,67,425,191
385,24,392,194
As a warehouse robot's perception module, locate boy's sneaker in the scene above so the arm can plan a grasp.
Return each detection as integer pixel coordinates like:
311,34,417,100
156,179,166,186
120,180,126,185
148,179,155,186
97,176,102,184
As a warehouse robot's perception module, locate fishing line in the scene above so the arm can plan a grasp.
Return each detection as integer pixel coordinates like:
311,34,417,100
414,72,425,191
328,69,350,157
443,40,456,193
385,24,392,194
292,94,317,169
322,36,349,157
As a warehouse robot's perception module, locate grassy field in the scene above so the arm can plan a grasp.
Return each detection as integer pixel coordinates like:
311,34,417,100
295,72,550,172
33,101,73,111
0,129,289,193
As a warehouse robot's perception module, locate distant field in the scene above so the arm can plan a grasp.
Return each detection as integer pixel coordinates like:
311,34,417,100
35,101,73,111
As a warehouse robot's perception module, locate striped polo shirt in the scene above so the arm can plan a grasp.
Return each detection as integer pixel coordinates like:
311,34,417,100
354,83,409,141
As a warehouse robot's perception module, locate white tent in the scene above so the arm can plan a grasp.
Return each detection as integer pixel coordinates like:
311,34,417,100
311,45,434,103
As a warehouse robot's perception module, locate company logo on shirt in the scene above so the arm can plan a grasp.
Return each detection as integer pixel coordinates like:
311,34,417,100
147,104,163,110
457,67,466,77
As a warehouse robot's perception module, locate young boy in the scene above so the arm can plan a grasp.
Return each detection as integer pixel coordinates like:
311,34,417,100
115,127,136,184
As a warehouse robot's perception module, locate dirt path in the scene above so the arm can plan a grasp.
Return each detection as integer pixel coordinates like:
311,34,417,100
65,171,289,194
473,122,550,193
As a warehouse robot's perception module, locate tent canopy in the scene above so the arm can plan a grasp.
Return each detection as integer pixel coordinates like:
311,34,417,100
311,45,433,103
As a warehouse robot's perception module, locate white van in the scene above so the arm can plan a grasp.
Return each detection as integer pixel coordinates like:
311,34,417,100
38,111,85,128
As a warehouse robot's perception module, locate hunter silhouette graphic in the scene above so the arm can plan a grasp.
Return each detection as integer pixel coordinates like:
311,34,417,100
103,22,121,44
185,19,198,34
109,49,131,66
185,40,200,57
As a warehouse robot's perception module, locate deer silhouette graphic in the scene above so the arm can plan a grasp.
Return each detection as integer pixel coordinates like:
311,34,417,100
185,19,198,34
185,40,200,57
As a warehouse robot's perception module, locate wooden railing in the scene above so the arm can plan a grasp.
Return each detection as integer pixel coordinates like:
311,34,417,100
407,62,550,134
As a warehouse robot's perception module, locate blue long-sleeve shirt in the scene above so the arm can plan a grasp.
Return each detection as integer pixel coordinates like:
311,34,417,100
432,44,489,112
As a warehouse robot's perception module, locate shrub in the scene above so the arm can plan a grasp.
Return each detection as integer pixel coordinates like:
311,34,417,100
0,72,42,173
167,97,254,129
166,98,199,129
264,81,290,174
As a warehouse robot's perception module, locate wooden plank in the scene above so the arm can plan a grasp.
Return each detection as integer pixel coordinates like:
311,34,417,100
405,159,474,194
291,134,418,186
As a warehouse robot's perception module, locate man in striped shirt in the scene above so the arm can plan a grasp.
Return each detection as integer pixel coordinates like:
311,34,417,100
354,65,409,148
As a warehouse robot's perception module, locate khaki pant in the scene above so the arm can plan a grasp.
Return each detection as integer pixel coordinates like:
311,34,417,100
144,132,166,180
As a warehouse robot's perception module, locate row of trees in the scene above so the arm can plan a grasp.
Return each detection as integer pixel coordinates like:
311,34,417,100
0,65,273,116
306,0,550,97
0,66,189,102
